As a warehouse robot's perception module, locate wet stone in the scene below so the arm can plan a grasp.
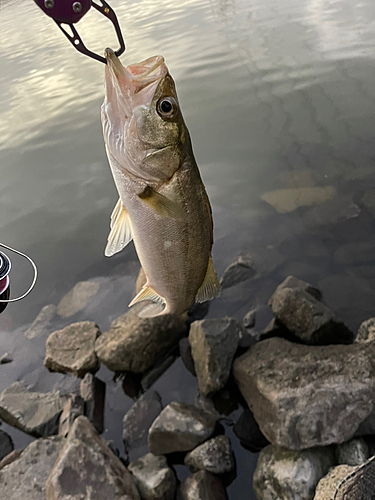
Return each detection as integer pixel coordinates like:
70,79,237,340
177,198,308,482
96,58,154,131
25,304,57,339
128,453,177,500
0,382,69,438
80,373,106,434
356,317,375,343
148,402,217,455
189,318,242,396
184,435,234,474
233,409,269,452
0,436,64,500
57,280,100,318
179,337,196,376
44,321,101,378
219,255,256,290
95,304,188,373
177,470,228,500
243,309,256,329
313,464,360,500
335,437,369,466
123,391,163,455
46,416,140,500
254,445,335,500
0,429,14,461
0,449,23,471
259,317,293,341
58,394,84,437
269,276,353,345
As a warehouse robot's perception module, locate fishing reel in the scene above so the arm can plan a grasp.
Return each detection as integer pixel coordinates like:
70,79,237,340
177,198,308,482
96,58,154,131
0,244,38,315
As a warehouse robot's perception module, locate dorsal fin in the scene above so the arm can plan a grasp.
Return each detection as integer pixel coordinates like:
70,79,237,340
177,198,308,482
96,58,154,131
105,198,133,257
195,255,221,303
128,285,166,308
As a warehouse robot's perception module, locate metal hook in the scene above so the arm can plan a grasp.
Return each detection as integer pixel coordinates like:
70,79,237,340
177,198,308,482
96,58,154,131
0,243,38,303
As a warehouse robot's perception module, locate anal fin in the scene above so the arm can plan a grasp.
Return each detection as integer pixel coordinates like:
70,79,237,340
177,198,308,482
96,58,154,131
105,198,133,257
195,255,221,303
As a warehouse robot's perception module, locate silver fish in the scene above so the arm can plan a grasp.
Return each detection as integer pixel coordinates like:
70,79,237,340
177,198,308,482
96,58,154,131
101,49,220,316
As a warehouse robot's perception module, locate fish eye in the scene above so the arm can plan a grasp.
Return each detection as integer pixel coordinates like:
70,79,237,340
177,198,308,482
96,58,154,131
157,97,178,119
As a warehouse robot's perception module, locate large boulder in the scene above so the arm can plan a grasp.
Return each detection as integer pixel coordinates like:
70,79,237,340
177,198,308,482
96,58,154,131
128,453,177,500
189,318,242,396
253,445,335,500
233,337,375,449
95,305,188,373
46,416,140,500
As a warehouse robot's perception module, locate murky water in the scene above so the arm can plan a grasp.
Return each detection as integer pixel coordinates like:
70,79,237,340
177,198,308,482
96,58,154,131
2,0,375,497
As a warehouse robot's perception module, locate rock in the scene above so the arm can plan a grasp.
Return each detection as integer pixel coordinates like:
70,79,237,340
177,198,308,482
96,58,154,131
187,301,210,323
0,449,23,471
356,317,375,343
57,280,100,318
243,309,256,329
253,445,335,500
219,255,256,290
141,355,177,391
95,305,188,373
123,391,163,454
313,464,361,500
260,318,293,341
184,435,234,474
0,429,14,461
271,275,322,301
148,402,217,455
233,409,269,452
58,394,84,437
128,453,177,500
0,436,64,499
80,373,106,434
25,304,57,339
261,186,336,213
189,318,242,396
335,437,369,466
0,382,69,438
44,321,101,378
46,416,140,500
177,471,228,500
0,352,12,364
233,337,375,449
269,277,353,345
179,338,196,376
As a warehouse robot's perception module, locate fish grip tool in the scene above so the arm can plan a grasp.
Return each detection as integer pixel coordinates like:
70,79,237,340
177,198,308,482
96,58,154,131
34,0,125,63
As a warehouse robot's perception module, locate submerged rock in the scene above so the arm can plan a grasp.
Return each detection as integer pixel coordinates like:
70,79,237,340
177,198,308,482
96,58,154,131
0,382,69,438
46,416,140,500
44,321,101,377
261,186,336,214
220,255,256,290
148,402,217,455
177,471,228,500
189,318,242,396
129,453,177,500
80,373,106,434
95,304,188,373
233,337,375,449
253,445,335,500
0,436,64,500
25,304,57,339
0,429,14,461
269,276,353,345
184,435,234,474
335,437,369,466
57,280,100,318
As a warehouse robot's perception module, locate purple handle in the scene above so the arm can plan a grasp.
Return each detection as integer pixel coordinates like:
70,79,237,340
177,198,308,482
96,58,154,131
34,0,91,24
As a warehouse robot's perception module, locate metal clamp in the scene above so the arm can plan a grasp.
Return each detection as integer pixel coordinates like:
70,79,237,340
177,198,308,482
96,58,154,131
0,243,38,303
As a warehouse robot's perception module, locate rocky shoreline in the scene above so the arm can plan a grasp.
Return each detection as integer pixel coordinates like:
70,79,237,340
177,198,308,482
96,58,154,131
1,260,375,499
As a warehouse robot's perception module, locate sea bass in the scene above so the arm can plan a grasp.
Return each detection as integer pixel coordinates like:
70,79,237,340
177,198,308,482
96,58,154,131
101,49,220,315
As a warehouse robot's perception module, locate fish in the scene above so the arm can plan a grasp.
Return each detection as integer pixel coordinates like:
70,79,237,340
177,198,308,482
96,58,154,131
101,48,220,316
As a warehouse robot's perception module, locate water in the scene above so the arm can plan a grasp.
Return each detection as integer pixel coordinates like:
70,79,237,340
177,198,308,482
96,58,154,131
2,0,375,496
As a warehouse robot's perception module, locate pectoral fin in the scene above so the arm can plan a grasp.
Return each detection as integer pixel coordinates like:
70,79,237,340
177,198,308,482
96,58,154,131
105,199,133,257
137,186,186,220
195,255,221,303
129,285,166,308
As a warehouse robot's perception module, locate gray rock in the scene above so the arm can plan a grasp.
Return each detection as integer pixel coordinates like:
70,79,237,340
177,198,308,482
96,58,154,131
129,453,177,500
187,301,210,323
0,429,13,461
141,355,177,391
148,402,217,455
25,304,57,339
0,382,69,438
80,373,106,434
260,318,292,341
0,436,64,500
179,337,196,376
95,304,188,373
123,391,163,454
269,277,353,345
220,255,256,290
356,317,375,343
0,352,12,364
184,435,234,474
233,337,375,449
177,471,228,500
0,450,23,471
46,416,140,500
57,280,100,318
270,275,322,301
261,186,336,214
44,321,101,378
243,309,256,329
58,394,84,437
233,409,269,451
253,445,335,500
335,437,369,466
189,318,242,396
313,462,372,500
